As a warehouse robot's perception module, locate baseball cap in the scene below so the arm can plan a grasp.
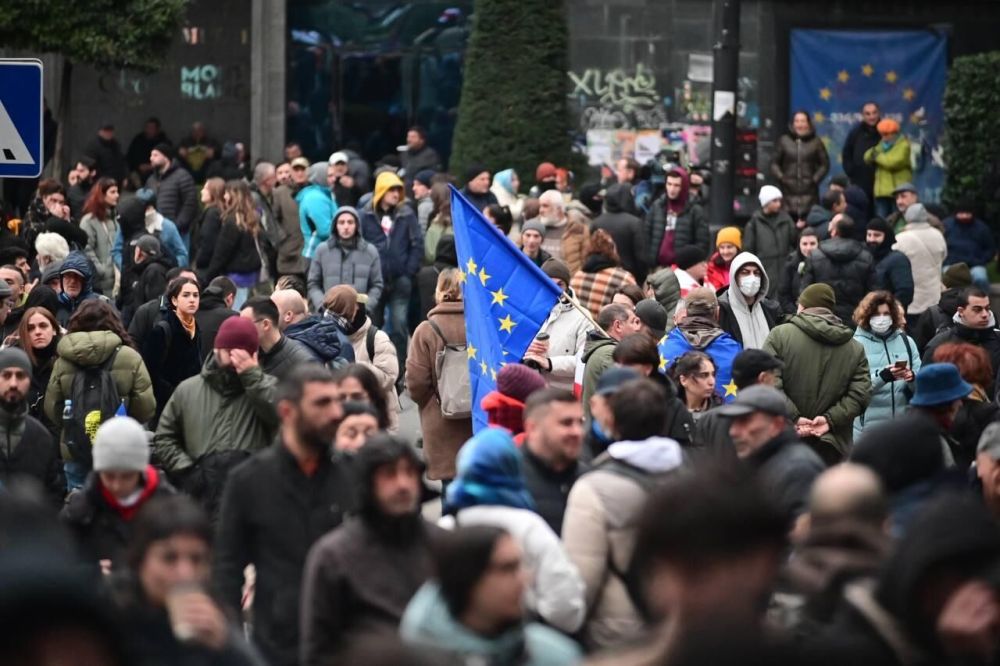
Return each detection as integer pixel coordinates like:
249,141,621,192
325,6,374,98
594,366,642,396
291,157,310,169
717,385,789,418
130,234,161,257
328,151,349,165
730,350,783,388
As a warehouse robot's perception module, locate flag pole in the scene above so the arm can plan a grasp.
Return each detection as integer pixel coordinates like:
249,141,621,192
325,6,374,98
559,292,610,338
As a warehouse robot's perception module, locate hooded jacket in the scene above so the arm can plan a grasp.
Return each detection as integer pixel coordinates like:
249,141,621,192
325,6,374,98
645,169,710,268
893,219,946,315
743,208,796,298
562,436,685,649
646,267,681,327
295,175,337,259
401,583,581,666
770,125,830,216
659,316,742,402
853,326,920,438
44,331,157,461
801,237,876,324
122,254,173,324
306,206,384,311
592,183,648,283
804,204,832,240
55,250,102,326
763,310,871,459
718,252,783,349
580,331,618,410
285,314,355,367
868,226,914,310
360,172,424,282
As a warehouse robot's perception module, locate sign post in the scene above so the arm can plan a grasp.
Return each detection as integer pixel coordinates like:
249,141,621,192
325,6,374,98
0,59,44,179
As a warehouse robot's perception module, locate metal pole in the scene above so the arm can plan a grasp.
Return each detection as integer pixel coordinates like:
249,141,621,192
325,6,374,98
709,0,741,228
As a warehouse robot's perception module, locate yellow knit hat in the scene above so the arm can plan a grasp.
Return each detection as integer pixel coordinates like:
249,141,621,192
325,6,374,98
715,226,742,250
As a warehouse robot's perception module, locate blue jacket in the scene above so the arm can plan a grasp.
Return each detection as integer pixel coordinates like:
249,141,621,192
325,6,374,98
852,326,921,438
944,215,997,267
658,319,743,403
112,213,189,269
359,200,423,282
296,184,338,259
284,314,355,367
873,250,914,310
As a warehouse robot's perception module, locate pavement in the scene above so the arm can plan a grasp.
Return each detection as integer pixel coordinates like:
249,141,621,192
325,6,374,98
395,391,444,521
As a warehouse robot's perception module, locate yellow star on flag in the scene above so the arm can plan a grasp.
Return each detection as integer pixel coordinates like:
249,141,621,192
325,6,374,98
885,70,898,84
478,266,491,286
902,87,916,101
837,70,850,83
490,287,509,307
813,111,826,124
466,257,477,275
724,379,738,397
861,63,874,77
457,268,467,284
467,341,478,360
498,314,516,333
819,87,832,101
658,355,668,372
480,360,488,376
490,368,497,381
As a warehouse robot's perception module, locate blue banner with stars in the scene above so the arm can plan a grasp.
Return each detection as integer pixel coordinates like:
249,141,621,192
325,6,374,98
790,29,947,202
450,186,562,432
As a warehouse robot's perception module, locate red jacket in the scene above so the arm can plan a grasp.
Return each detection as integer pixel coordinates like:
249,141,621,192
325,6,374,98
706,252,732,292
481,391,527,446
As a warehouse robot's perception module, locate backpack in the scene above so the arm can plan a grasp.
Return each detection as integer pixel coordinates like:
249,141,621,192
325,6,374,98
427,318,472,419
63,346,123,469
365,325,377,363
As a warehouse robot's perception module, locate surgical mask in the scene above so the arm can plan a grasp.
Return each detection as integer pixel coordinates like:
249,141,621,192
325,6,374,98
869,315,893,335
738,275,761,298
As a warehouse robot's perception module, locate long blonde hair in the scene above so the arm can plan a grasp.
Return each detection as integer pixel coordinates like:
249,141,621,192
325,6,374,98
222,179,259,236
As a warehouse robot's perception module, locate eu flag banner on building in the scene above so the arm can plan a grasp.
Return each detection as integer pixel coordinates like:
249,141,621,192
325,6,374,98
450,185,562,432
790,29,947,201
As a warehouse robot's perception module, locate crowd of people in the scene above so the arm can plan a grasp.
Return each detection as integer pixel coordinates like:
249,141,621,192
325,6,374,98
0,102,999,666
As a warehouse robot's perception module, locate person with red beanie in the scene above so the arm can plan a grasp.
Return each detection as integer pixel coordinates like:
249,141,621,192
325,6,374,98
481,363,547,445
153,315,279,519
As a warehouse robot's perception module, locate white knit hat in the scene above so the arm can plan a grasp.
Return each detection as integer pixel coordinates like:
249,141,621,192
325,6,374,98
758,185,783,208
92,417,150,473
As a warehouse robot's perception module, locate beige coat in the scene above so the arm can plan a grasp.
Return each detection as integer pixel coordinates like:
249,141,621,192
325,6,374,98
405,300,473,479
893,222,946,315
348,317,400,431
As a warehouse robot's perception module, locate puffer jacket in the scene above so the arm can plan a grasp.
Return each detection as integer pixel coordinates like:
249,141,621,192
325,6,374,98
295,182,337,259
581,332,617,410
80,212,119,295
307,217,383,311
439,505,586,634
763,310,871,459
893,221,946,315
646,268,681,327
258,335,316,383
144,159,198,233
801,237,876,324
869,226,915,310
348,317,399,430
534,293,593,393
852,326,921,438
562,437,686,650
405,300,473,479
864,136,913,198
44,331,157,460
779,250,809,315
591,184,648,283
743,208,796,298
770,128,830,216
285,315,355,367
645,195,710,268
152,354,278,473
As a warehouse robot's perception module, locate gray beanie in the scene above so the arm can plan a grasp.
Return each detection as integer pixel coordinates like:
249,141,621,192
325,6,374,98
0,348,31,377
92,417,150,472
904,203,928,224
521,219,546,237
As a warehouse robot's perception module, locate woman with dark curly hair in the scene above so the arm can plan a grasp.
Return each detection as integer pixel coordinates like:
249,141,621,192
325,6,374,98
932,342,999,467
44,300,156,491
852,290,920,437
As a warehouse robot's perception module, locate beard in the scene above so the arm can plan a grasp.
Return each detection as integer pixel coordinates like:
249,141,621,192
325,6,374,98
295,412,336,454
0,394,23,412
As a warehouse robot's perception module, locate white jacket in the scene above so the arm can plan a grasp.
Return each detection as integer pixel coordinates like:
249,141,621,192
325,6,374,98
536,295,594,392
439,505,586,634
348,317,401,431
893,222,946,315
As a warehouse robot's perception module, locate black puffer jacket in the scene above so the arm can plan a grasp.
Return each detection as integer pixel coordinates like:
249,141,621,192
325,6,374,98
645,194,710,267
801,237,876,324
144,159,198,233
591,183,648,284
770,126,830,217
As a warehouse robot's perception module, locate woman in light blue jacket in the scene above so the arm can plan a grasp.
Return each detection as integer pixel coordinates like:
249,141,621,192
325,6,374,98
852,290,920,437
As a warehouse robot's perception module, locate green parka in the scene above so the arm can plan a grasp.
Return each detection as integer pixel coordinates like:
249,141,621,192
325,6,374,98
44,331,156,460
153,354,278,472
762,310,872,459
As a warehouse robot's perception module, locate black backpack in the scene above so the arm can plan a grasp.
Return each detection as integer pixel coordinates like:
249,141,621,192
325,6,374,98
63,347,123,469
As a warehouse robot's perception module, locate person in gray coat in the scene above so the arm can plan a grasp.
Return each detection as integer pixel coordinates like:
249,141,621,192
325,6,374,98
307,206,383,313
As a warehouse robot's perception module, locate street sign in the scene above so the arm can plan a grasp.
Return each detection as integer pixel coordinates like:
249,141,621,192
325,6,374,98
0,59,44,178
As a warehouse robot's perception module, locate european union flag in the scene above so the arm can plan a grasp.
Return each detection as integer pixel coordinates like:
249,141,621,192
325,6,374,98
657,331,742,403
450,186,561,432
790,29,948,200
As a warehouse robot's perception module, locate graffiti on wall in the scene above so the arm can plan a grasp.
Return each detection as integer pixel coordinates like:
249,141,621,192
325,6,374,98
568,64,668,130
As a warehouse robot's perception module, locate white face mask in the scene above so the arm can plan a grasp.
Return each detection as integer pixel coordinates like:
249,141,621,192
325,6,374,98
869,315,893,334
738,275,761,298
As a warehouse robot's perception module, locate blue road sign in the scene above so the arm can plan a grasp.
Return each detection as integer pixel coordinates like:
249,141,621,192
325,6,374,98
0,59,44,178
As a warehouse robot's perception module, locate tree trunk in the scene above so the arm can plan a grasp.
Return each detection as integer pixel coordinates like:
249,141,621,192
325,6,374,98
51,59,72,180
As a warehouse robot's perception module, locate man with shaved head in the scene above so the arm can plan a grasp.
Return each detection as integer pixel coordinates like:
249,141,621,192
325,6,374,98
271,288,309,332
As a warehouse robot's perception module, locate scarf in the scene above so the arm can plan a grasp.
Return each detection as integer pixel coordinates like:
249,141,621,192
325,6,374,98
728,290,770,349
176,310,197,339
583,253,618,273
99,466,161,521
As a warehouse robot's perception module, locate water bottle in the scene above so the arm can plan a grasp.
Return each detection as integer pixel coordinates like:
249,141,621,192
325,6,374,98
62,399,74,448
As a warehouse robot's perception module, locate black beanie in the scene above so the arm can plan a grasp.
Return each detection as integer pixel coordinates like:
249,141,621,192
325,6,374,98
867,217,892,235
152,142,174,161
675,245,707,270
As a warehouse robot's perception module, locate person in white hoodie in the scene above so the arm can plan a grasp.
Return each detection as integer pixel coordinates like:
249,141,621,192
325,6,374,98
717,252,784,349
440,427,586,636
893,203,947,326
561,376,686,650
